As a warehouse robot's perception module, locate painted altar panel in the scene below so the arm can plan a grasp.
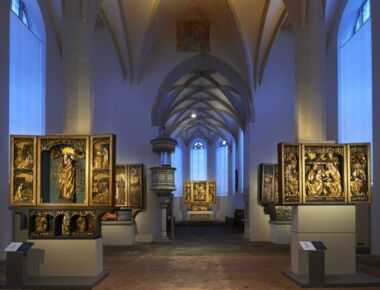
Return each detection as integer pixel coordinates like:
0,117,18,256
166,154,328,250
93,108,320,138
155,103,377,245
127,164,143,207
115,164,144,208
10,136,37,206
302,144,347,204
89,135,115,207
115,165,127,206
183,181,216,211
37,136,89,206
347,143,371,203
278,143,302,204
259,164,275,203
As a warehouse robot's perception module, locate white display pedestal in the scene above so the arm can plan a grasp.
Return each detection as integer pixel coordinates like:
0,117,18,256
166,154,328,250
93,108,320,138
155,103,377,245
270,221,291,244
291,205,356,275
186,211,215,221
27,238,103,277
102,221,135,246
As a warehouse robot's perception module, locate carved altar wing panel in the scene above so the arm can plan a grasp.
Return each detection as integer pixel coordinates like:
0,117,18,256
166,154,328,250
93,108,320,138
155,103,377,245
10,136,37,206
127,164,144,208
259,163,275,203
89,135,115,207
302,144,347,204
37,136,89,207
347,143,371,203
115,164,144,208
115,165,128,207
278,143,302,204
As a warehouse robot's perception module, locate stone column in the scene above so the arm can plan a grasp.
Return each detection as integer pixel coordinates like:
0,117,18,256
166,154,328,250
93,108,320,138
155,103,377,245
0,0,12,260
284,0,326,141
62,0,100,134
284,0,356,276
159,198,170,240
370,0,380,256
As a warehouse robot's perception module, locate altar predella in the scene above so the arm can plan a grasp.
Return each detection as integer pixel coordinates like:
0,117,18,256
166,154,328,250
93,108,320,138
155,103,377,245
9,134,144,239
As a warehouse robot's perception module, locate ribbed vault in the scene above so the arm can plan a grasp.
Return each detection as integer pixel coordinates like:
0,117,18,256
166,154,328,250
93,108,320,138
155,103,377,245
152,54,251,145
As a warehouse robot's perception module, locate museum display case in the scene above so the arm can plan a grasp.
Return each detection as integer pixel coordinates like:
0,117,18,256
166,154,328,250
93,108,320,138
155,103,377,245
10,134,116,239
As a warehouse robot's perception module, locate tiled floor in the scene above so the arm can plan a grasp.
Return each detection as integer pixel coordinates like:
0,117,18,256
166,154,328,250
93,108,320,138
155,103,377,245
1,225,379,289
95,225,380,290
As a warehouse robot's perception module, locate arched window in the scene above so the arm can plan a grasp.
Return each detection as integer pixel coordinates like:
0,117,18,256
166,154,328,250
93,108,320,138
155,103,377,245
190,139,207,180
354,0,370,34
338,0,372,145
9,0,45,135
11,0,30,28
172,146,183,197
216,140,228,196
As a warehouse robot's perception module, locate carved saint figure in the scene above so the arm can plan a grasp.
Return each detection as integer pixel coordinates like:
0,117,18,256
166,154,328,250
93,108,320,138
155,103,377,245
306,163,324,196
15,145,32,169
209,184,215,202
61,215,70,235
94,142,109,169
351,163,366,195
15,183,24,201
324,163,342,196
94,150,102,169
195,183,206,201
185,183,191,202
130,167,140,185
35,216,47,232
263,173,273,200
59,152,76,199
285,163,299,196
76,216,87,232
15,148,25,169
102,147,109,169
116,175,126,205
93,176,109,203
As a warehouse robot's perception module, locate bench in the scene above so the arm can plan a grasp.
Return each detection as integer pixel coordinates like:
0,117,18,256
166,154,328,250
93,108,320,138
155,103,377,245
225,209,245,232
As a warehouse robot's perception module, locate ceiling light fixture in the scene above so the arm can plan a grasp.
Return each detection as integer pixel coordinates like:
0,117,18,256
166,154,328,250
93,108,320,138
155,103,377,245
191,112,197,119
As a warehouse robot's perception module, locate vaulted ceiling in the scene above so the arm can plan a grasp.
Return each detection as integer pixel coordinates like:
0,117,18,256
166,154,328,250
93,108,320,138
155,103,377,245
44,0,343,144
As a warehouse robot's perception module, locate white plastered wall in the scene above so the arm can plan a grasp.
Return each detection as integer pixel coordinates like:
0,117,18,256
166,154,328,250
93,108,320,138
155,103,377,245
247,27,296,241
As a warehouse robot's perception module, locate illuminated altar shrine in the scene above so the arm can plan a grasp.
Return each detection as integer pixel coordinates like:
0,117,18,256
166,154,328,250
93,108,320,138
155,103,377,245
183,181,216,221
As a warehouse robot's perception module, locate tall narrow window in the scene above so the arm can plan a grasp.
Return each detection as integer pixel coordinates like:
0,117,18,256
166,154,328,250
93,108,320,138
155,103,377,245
9,0,45,135
172,146,183,197
216,140,228,196
238,130,244,192
190,140,207,180
339,0,372,146
11,0,30,28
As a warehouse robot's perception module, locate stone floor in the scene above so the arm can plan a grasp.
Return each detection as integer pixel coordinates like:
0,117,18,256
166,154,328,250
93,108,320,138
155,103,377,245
94,225,380,290
0,225,379,289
